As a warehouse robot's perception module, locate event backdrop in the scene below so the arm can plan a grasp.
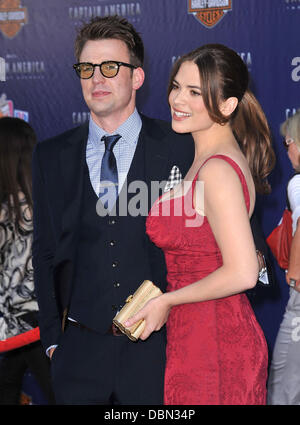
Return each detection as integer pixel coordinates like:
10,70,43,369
0,0,299,403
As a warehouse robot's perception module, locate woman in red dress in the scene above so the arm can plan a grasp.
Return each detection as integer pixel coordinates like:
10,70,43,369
125,44,275,405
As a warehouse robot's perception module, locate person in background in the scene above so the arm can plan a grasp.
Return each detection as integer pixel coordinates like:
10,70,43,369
267,109,300,405
32,16,194,404
126,44,276,405
0,117,55,405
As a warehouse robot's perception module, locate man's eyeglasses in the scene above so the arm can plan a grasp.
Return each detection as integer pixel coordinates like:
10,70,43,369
283,137,294,150
73,61,137,79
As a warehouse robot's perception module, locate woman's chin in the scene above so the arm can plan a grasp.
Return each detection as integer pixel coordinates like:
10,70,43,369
171,121,190,134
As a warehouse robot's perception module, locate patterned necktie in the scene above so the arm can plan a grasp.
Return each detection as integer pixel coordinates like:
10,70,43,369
99,134,121,209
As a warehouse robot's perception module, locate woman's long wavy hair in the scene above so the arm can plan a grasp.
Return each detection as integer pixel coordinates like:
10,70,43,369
0,117,37,224
168,44,276,194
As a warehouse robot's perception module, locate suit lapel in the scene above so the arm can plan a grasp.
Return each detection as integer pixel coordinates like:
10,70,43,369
53,123,88,267
141,116,171,207
143,116,170,182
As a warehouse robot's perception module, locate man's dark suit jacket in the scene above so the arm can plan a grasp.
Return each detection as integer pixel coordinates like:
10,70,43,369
32,114,194,353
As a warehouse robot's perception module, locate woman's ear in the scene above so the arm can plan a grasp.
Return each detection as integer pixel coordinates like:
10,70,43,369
220,97,238,117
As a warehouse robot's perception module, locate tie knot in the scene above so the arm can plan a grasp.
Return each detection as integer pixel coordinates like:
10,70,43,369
101,134,121,151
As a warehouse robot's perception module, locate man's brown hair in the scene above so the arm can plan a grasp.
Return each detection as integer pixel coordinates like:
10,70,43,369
74,15,144,67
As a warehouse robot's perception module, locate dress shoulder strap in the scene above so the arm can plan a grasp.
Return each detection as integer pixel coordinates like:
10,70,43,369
192,154,250,212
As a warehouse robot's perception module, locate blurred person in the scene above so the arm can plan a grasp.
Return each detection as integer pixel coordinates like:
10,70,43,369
267,110,300,405
125,44,275,405
0,117,55,405
32,16,194,404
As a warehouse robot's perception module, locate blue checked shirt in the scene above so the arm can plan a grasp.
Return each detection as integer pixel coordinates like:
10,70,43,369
86,108,142,197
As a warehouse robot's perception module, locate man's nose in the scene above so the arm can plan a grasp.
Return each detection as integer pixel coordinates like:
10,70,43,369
91,66,106,83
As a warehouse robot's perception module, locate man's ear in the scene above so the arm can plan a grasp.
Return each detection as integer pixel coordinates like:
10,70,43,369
220,97,238,117
132,67,145,91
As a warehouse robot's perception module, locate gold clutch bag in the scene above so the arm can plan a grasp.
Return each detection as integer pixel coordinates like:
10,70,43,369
113,280,162,341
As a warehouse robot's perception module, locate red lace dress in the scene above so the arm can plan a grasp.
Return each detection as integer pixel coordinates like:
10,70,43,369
146,155,268,405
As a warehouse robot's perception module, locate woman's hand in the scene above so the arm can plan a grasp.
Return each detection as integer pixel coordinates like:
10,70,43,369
124,293,172,340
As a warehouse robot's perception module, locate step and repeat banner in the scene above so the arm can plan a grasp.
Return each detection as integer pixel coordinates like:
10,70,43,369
0,0,299,403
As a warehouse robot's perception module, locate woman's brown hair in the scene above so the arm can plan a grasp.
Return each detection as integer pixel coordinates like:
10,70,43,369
168,44,276,194
0,117,37,224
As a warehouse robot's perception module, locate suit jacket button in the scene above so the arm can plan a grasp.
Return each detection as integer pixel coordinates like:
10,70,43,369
110,240,116,246
114,282,120,288
112,261,118,268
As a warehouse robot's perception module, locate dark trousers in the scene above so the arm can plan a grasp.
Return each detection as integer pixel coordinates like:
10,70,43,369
51,321,165,405
0,341,55,405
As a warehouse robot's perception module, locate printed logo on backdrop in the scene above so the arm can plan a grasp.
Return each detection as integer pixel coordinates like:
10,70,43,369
188,0,232,28
285,108,298,119
0,0,28,39
0,93,29,121
284,0,300,10
69,2,141,24
238,52,252,71
4,54,45,80
72,111,90,126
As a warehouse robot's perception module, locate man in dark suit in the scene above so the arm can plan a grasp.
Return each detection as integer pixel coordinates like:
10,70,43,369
32,16,194,404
